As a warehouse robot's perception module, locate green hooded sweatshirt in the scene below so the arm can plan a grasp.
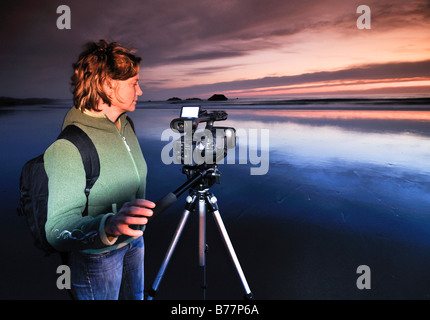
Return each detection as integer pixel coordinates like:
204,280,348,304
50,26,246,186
44,107,147,254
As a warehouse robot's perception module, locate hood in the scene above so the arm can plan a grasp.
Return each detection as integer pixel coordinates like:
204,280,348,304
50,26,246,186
62,106,129,132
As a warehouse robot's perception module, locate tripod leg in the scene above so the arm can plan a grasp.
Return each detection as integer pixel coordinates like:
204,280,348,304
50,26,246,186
147,202,194,300
198,196,206,267
198,195,207,299
208,196,253,299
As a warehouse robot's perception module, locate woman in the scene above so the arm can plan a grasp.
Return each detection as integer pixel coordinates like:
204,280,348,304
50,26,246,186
44,40,155,300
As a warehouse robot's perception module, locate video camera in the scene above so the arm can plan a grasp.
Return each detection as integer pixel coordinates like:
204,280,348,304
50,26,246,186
170,106,236,166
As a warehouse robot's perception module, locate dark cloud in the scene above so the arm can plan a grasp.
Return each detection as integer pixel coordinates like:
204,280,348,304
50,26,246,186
165,50,245,64
151,59,430,98
183,65,244,77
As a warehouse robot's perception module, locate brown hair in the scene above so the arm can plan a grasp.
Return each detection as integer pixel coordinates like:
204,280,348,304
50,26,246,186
71,40,141,112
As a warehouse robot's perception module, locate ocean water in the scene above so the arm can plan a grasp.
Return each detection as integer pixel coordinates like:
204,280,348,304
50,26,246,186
1,98,430,299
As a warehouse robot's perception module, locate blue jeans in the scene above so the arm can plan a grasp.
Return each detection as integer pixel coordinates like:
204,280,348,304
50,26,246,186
68,236,145,300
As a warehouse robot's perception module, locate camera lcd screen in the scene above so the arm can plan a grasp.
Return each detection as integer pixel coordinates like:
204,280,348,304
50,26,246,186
181,106,200,118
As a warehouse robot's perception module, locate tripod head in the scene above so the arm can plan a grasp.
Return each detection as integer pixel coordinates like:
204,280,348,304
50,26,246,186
151,164,221,217
182,164,221,190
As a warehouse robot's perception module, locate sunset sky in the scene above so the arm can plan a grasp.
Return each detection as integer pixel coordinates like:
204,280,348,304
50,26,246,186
0,0,429,100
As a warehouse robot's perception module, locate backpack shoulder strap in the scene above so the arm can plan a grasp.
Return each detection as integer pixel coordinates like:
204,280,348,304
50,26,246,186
57,125,100,216
126,115,135,133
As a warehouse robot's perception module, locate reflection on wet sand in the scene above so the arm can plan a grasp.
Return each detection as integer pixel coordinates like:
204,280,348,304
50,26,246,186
240,109,430,121
223,109,430,174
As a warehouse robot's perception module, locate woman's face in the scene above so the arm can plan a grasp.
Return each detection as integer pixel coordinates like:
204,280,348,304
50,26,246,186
111,73,142,113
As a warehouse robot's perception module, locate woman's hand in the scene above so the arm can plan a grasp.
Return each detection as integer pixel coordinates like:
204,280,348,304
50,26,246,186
104,199,156,237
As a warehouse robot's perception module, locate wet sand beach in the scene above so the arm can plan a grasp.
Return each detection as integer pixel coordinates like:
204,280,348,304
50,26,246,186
1,100,430,300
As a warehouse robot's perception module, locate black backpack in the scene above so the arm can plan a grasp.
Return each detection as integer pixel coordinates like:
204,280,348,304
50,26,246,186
18,125,100,256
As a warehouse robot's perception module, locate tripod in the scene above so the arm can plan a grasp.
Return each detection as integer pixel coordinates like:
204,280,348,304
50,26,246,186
146,165,253,300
